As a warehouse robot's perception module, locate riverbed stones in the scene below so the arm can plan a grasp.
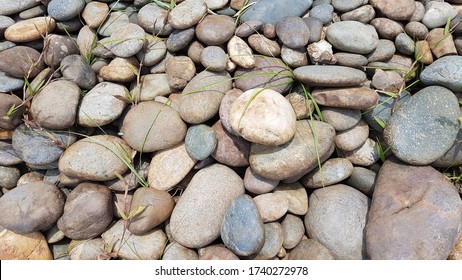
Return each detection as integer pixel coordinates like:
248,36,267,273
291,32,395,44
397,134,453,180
212,120,250,167
229,88,297,146
384,86,460,165
4,17,56,43
335,119,370,151
0,230,52,260
58,183,113,240
0,142,22,166
326,21,379,54
281,214,305,250
121,101,187,152
301,158,354,188
58,135,132,181
422,1,458,29
221,194,265,256
0,46,43,78
366,158,462,259
0,93,25,130
305,184,370,259
170,164,245,248
0,182,64,233
250,120,335,181
276,16,310,49
420,56,462,92
293,65,367,87
254,192,289,222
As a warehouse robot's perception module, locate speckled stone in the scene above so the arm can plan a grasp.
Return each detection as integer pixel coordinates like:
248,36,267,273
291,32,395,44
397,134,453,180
301,158,354,188
346,167,377,197
185,125,217,161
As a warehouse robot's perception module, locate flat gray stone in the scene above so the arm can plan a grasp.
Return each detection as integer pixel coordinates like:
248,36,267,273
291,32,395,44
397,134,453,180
0,0,38,16
240,0,312,25
47,0,85,21
326,21,379,54
293,65,367,87
420,56,462,92
0,142,22,166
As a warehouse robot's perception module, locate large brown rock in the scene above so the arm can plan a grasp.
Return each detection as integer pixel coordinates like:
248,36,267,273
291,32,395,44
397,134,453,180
366,158,462,259
0,46,44,78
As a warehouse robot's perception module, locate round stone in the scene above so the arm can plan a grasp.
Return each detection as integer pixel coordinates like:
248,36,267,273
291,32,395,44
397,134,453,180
253,193,289,223
305,184,370,259
212,120,251,167
58,183,113,240
275,16,310,48
196,15,235,46
0,0,39,16
60,54,96,90
221,194,265,256
335,119,370,152
370,18,403,40
420,56,462,92
326,21,379,54
254,222,284,260
346,167,377,197
310,4,334,24
169,164,245,248
384,86,460,165
166,27,195,52
367,39,396,62
301,158,354,188
108,23,145,58
229,88,297,146
168,0,207,29
43,34,80,67
248,34,281,57
244,167,279,195
47,0,85,21
185,125,217,161
58,135,133,181
200,46,228,72
121,101,187,152
421,1,458,29
273,181,308,215
281,214,305,250
100,57,139,83
321,107,361,131
137,3,172,36
369,0,415,20
165,56,195,89
341,138,380,167
0,46,44,78
82,1,109,28
30,80,80,130
0,182,64,233
127,187,174,235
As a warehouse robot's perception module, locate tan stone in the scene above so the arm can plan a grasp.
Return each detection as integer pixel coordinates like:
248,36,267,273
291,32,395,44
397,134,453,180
4,17,55,42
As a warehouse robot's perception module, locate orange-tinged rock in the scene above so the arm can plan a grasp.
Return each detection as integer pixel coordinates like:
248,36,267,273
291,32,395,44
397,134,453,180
0,229,52,260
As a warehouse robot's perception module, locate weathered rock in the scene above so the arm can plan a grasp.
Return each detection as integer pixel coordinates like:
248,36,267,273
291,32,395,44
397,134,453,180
212,120,250,167
366,158,462,259
165,56,196,90
305,184,370,259
281,214,305,250
185,125,217,161
346,167,377,197
58,183,113,240
0,230,52,260
312,87,378,110
59,135,132,181
240,0,312,25
288,239,335,260
221,194,265,256
254,192,288,222
294,65,367,87
301,158,354,188
170,164,245,248
273,181,308,216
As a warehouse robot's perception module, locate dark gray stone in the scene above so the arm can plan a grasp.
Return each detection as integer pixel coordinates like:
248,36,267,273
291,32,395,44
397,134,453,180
185,124,217,161
240,0,313,25
395,33,415,56
364,91,411,132
166,27,195,52
60,54,96,90
275,16,310,48
221,194,265,256
420,56,462,92
433,121,462,168
384,86,460,165
367,39,396,62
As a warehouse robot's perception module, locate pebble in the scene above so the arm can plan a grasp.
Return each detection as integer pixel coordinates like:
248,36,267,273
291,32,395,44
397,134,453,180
273,182,308,216
0,182,63,234
18,6,46,20
200,46,228,72
331,0,363,12
43,35,80,67
235,21,262,37
0,16,14,37
367,39,396,62
198,244,240,260
340,5,376,23
138,39,167,67
254,222,284,260
47,0,85,21
312,87,378,110
196,15,235,46
335,119,370,151
180,70,232,124
240,0,313,25
243,167,279,195
58,183,113,240
305,184,370,259
384,86,460,165
185,125,217,161
281,45,308,68
82,1,109,28
77,82,127,127
45,225,65,244
131,74,172,101
281,214,305,250
69,238,105,260
364,91,411,132
250,120,335,181
310,4,334,24
227,36,255,69
229,88,296,146
0,230,52,260
234,57,292,93
395,33,415,56
12,125,76,168
0,46,44,78
212,120,250,167
127,187,174,235
346,167,377,197
168,0,207,30
0,0,39,16
370,18,403,40
301,158,354,188
100,57,139,83
58,135,132,181
221,194,265,256
108,23,145,58
76,25,96,59
162,242,199,260
369,0,415,21
99,12,130,37
404,22,429,40
322,107,361,132
247,34,281,57
170,164,245,248
30,80,80,130
433,122,462,168
0,142,22,166
371,69,405,93
275,16,310,49
285,90,314,120
121,101,187,152
165,56,195,89
341,138,380,167
102,220,167,260
326,21,379,54
366,158,462,259
4,17,56,42
288,239,335,260
0,166,20,189
137,3,172,36
294,65,367,87
148,143,197,191
253,192,289,222
219,89,242,135
420,56,462,92
0,93,25,130
334,53,368,69
422,1,458,29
